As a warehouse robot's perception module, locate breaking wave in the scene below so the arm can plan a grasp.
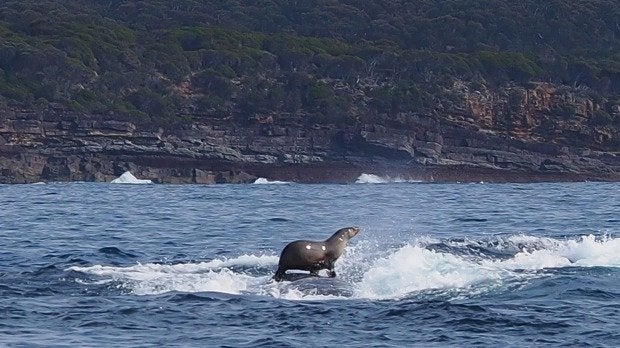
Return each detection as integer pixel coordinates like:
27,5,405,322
111,171,153,184
253,178,291,184
355,173,422,184
67,234,618,301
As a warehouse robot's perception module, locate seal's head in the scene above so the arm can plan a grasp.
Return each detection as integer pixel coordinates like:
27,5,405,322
342,226,360,239
330,226,360,242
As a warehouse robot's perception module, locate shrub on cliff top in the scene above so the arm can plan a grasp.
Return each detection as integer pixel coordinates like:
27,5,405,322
0,0,617,128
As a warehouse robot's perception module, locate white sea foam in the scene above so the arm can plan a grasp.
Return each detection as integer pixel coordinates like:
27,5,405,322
496,234,620,268
198,254,280,268
68,235,618,301
253,178,291,184
111,171,152,184
268,287,343,301
355,173,421,184
356,234,619,299
68,254,279,295
355,244,506,299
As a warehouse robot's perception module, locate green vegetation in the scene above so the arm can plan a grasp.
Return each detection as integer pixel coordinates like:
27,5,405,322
0,0,617,126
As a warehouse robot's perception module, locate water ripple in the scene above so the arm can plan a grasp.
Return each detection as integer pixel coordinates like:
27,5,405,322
0,182,617,346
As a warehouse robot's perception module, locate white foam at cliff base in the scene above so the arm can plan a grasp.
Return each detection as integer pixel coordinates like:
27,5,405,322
355,173,421,184
253,178,290,184
111,171,152,184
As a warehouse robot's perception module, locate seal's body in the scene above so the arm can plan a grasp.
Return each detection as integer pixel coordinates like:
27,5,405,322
273,227,360,282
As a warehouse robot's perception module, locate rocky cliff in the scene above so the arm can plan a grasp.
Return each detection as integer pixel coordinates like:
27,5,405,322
1,81,618,184
1,1,618,184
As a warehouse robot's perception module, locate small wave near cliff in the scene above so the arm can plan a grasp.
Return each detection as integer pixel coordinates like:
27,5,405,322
111,171,153,184
355,173,422,184
253,178,291,184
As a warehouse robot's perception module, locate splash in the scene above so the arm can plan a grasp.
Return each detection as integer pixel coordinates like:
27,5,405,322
68,254,279,295
355,173,421,184
111,171,152,184
356,244,505,299
253,178,291,184
494,234,620,268
357,234,619,299
67,235,618,301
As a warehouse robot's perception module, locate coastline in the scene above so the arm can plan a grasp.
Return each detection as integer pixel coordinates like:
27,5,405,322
1,108,617,185
1,158,618,184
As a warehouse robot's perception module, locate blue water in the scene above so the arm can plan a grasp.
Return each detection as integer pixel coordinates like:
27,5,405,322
1,180,618,347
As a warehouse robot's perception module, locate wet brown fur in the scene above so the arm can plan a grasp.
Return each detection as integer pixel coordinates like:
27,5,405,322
273,227,360,281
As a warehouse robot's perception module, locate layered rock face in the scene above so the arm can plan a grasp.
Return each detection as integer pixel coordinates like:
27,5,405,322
0,83,618,184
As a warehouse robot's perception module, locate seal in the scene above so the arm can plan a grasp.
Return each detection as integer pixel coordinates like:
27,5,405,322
273,227,360,282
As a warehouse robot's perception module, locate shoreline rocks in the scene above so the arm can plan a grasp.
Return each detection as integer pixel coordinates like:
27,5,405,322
0,107,617,184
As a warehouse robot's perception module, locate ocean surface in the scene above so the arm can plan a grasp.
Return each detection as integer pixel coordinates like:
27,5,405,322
1,176,618,347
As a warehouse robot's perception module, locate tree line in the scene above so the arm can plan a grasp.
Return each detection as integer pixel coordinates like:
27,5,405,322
0,0,617,126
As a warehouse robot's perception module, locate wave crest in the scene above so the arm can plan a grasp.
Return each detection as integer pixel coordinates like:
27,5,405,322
355,173,421,184
253,178,291,184
111,171,152,184
67,234,618,300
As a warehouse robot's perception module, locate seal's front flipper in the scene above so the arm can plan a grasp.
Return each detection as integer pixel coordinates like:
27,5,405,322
273,267,286,282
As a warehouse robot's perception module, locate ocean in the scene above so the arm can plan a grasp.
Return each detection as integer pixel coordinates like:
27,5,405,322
1,177,618,347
